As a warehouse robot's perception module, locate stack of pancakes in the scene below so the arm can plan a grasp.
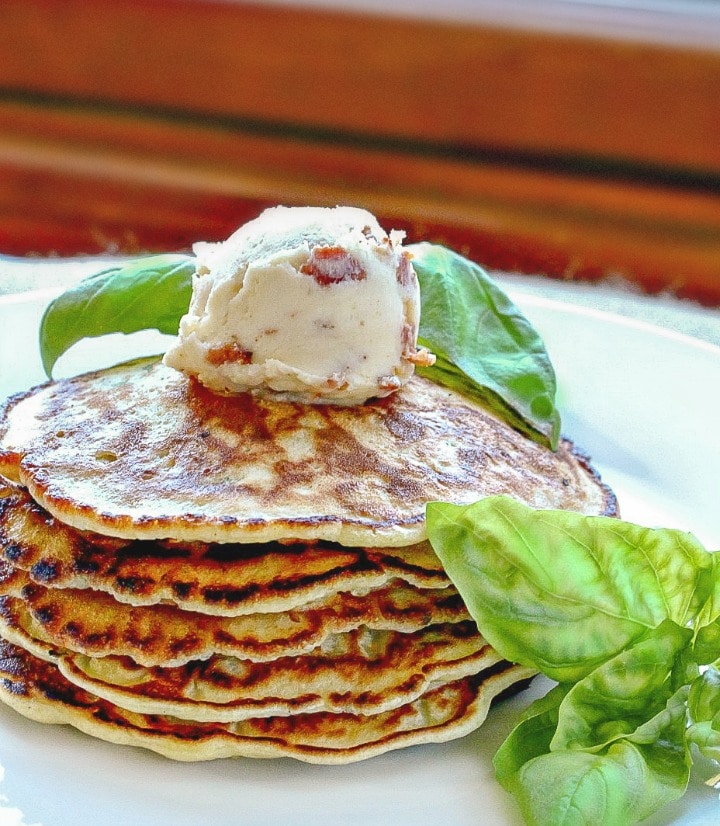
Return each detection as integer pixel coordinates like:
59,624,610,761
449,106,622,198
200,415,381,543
0,357,616,763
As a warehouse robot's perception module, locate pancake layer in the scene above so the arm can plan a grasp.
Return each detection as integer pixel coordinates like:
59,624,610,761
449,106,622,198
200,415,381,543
0,358,617,546
0,639,535,764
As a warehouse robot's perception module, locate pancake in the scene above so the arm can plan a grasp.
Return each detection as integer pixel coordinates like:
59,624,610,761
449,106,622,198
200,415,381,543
0,638,535,764
57,622,494,720
0,484,449,615
0,335,617,763
0,357,617,547
11,610,495,720
0,561,469,667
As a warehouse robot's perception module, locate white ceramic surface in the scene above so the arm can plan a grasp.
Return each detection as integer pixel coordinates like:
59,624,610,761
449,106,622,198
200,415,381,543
0,289,718,826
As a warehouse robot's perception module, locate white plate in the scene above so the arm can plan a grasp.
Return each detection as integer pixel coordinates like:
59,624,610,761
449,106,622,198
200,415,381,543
0,289,719,826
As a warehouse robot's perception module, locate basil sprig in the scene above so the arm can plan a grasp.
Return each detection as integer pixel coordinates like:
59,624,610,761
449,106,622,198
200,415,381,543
426,495,720,826
38,245,560,448
39,254,195,376
410,243,560,449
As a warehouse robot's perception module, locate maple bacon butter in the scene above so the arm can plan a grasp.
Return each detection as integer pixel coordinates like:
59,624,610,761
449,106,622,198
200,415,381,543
163,205,435,405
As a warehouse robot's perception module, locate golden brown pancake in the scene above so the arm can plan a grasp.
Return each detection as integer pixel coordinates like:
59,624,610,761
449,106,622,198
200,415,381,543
0,638,535,764
0,561,469,667
0,484,450,615
0,358,617,546
57,623,495,720
0,337,617,763
12,612,496,721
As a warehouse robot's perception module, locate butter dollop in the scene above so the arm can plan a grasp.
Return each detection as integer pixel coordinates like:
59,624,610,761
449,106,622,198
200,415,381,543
163,205,434,405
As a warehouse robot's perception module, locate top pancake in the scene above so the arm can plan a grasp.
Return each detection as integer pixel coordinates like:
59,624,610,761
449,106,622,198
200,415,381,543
0,357,616,546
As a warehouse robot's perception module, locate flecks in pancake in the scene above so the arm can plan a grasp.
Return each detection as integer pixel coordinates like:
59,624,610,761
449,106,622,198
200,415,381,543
37,621,498,721
0,638,535,764
0,358,617,546
0,484,449,615
0,562,469,667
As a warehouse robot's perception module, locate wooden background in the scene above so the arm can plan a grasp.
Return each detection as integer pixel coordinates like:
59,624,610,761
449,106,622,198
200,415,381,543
1,0,719,303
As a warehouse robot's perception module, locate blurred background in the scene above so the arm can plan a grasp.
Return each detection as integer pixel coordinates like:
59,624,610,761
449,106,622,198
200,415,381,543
0,0,719,321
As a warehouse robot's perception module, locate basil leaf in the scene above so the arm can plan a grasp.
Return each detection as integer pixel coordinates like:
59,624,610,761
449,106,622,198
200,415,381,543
425,496,713,683
685,719,720,764
500,666,691,825
408,242,560,449
511,730,690,826
511,747,640,826
689,665,720,725
493,683,568,791
551,621,691,753
39,254,194,376
687,666,720,762
691,554,720,665
496,641,692,825
602,686,692,822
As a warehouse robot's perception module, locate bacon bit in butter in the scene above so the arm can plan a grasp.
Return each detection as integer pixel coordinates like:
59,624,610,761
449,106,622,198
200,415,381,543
300,245,366,286
206,342,253,366
396,252,415,288
378,375,403,392
326,374,350,391
400,322,436,368
404,349,436,367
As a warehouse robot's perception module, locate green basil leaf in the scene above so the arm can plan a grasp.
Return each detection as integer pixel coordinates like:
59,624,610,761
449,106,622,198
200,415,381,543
693,625,720,668
691,555,720,665
39,254,194,376
596,690,692,822
551,621,691,753
408,242,561,449
688,665,720,725
425,496,713,683
509,702,691,826
510,747,642,826
686,665,720,764
493,683,568,792
686,719,720,764
620,682,693,814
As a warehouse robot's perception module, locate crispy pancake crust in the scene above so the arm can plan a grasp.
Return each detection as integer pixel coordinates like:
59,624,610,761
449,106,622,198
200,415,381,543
0,485,449,615
0,562,469,667
0,359,617,546
15,616,497,721
0,638,535,764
